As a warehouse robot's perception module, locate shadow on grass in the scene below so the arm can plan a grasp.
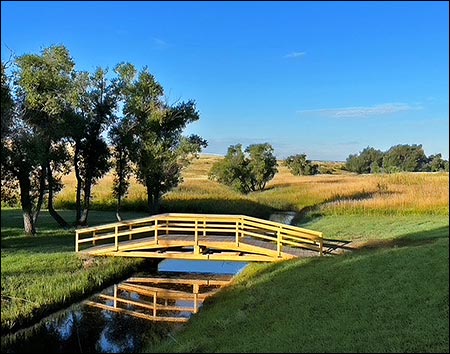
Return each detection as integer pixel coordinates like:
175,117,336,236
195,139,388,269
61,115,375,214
356,225,449,251
160,197,276,219
1,231,75,254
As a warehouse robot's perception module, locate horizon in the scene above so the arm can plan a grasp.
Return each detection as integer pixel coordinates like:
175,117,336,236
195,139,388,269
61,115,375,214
1,1,448,161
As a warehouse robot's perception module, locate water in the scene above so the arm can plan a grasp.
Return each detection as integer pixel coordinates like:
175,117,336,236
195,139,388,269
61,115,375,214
269,211,298,225
1,260,247,353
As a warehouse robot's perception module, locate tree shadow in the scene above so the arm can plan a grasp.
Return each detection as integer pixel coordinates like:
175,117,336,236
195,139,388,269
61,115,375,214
355,226,449,251
160,197,276,219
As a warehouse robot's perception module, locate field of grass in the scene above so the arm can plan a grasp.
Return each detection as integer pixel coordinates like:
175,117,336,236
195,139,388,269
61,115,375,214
152,233,448,353
1,155,449,352
1,210,151,333
54,155,449,219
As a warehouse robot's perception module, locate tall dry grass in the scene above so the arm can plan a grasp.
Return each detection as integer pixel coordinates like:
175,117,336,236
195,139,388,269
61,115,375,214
54,155,449,216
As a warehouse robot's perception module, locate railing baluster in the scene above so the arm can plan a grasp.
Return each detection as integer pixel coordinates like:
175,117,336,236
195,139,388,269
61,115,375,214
115,226,118,251
194,219,199,254
277,226,282,257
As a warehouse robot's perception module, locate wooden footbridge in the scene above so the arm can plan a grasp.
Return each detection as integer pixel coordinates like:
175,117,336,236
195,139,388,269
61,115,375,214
75,213,324,262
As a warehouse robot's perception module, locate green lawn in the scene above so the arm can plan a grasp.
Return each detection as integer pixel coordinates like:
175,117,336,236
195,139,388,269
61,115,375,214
1,209,150,333
151,214,449,353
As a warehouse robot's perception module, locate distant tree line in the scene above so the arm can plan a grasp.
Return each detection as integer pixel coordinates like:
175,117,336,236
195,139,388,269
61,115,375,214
345,144,449,174
209,142,448,194
1,45,207,235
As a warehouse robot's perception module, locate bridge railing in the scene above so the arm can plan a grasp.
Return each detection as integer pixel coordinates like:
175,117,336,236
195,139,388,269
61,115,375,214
75,213,323,257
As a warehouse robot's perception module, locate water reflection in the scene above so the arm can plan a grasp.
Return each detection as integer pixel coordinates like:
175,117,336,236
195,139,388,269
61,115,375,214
85,272,232,323
1,260,244,353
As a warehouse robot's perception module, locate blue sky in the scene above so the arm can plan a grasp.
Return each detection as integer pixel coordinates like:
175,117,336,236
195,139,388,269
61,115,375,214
1,1,448,161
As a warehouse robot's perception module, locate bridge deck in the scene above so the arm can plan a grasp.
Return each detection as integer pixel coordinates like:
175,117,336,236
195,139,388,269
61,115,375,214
79,234,321,261
76,213,326,262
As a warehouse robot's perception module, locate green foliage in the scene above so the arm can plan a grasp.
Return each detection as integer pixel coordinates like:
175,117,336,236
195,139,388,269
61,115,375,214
209,143,278,193
115,64,207,213
285,153,319,176
70,67,117,225
345,144,448,174
383,144,428,172
423,153,449,172
345,146,384,174
1,61,13,139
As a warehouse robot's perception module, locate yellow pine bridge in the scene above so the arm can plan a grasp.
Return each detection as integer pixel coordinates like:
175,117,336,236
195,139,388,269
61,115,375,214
75,213,325,262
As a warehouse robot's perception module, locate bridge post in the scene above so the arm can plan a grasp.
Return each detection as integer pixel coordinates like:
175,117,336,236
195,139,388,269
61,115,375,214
194,220,200,254
115,226,118,251
235,221,239,247
277,227,282,257
75,231,79,252
155,219,159,245
319,237,323,256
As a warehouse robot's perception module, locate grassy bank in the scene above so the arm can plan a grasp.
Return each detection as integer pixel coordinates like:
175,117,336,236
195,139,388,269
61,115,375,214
1,209,151,333
1,156,448,351
152,223,449,353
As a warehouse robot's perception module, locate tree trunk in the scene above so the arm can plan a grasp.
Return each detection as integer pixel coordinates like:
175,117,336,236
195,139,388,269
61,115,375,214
78,175,92,226
74,140,83,223
32,166,47,226
147,186,160,215
115,152,123,221
116,193,122,221
47,163,69,229
18,173,36,236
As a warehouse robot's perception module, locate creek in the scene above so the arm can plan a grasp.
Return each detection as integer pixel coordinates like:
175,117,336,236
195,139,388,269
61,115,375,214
1,212,297,353
1,260,246,353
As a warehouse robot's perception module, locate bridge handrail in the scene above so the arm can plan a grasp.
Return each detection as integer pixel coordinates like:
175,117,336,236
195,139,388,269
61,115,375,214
75,213,323,256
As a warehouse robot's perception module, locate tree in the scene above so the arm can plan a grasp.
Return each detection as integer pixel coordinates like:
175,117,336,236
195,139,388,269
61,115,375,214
382,144,427,172
422,153,449,172
115,63,207,214
14,45,77,229
246,143,278,190
285,153,319,176
345,146,384,174
209,143,278,193
109,118,134,221
70,68,117,226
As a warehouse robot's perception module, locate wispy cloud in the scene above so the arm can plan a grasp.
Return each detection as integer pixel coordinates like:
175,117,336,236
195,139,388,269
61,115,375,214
152,37,170,49
284,51,306,59
297,103,421,118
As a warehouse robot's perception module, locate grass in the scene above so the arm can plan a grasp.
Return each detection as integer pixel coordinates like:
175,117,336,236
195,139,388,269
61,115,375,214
1,209,151,333
53,156,449,218
152,228,449,353
1,155,449,352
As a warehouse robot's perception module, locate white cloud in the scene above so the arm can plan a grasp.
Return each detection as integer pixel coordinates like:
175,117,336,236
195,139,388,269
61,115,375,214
152,37,169,49
284,51,306,59
297,103,421,118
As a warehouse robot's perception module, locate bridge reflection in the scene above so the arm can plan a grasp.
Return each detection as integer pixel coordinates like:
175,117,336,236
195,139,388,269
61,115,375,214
84,272,233,323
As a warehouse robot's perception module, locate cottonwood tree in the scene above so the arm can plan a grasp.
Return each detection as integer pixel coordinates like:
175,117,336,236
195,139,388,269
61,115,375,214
14,45,77,229
209,143,277,193
285,153,319,176
109,118,134,221
70,68,117,226
382,144,428,172
1,46,76,233
345,146,384,174
114,63,207,214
